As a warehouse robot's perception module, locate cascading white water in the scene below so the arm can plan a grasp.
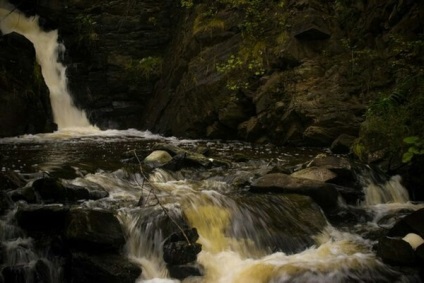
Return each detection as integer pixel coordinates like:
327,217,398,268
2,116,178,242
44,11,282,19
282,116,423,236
0,210,63,282
107,168,408,283
0,2,96,130
363,175,410,206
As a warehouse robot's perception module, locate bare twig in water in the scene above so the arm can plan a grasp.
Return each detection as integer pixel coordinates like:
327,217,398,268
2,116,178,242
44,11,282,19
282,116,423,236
132,150,192,245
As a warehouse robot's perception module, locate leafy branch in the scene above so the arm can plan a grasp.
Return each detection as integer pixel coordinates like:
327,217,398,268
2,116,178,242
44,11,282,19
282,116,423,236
402,136,424,163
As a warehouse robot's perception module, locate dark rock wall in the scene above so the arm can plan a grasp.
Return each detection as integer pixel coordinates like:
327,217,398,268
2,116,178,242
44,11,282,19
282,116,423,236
2,0,177,131
36,0,177,129
143,0,423,146
0,33,55,137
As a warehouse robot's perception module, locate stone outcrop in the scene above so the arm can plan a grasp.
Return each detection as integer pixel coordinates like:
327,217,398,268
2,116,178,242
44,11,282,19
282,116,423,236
65,208,125,252
141,0,423,147
250,173,339,210
0,33,56,137
377,209,424,275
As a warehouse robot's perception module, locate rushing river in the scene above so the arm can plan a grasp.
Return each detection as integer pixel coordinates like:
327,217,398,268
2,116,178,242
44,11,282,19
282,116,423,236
1,3,423,282
1,128,423,283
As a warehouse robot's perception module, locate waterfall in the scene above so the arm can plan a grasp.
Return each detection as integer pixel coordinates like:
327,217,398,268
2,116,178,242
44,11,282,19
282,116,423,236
0,2,96,130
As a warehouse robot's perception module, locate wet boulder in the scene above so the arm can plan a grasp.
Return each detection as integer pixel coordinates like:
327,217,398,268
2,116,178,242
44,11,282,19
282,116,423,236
417,244,424,266
291,167,337,182
376,237,416,266
330,134,356,154
0,191,13,215
63,183,109,201
250,173,339,211
163,228,202,265
0,171,26,191
65,208,125,252
29,177,108,204
167,264,202,280
1,265,28,283
154,143,230,169
69,252,140,283
308,155,352,170
291,166,362,205
0,261,51,283
32,177,67,203
388,208,424,238
15,204,69,233
8,186,37,203
308,155,358,189
403,233,424,251
143,150,173,168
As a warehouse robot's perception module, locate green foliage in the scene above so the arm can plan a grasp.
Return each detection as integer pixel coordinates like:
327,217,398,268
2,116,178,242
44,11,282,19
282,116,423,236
180,0,194,8
216,44,266,91
358,74,424,164
186,0,289,92
193,13,225,35
75,14,98,47
402,136,424,163
366,76,415,116
188,0,287,38
126,56,163,80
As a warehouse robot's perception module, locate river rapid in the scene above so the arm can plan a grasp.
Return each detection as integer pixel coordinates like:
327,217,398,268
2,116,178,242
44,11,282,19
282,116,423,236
1,128,423,283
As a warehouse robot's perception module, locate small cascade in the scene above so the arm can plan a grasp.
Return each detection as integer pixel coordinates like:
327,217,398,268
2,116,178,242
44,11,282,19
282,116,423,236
363,175,409,206
355,165,410,206
0,210,63,282
0,2,96,130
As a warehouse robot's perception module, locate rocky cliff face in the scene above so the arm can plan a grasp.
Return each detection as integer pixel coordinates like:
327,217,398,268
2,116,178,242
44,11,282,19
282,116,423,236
0,0,422,148
2,0,177,131
0,32,56,137
143,0,423,147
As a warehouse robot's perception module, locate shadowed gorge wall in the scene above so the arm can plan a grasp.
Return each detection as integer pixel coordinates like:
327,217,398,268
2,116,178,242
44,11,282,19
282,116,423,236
0,32,56,137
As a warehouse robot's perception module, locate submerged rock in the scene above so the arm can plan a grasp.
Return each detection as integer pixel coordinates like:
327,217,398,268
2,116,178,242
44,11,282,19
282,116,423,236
154,143,230,169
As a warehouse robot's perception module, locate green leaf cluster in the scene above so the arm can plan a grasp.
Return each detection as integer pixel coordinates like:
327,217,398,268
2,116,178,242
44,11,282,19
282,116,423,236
125,56,163,82
402,136,424,163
